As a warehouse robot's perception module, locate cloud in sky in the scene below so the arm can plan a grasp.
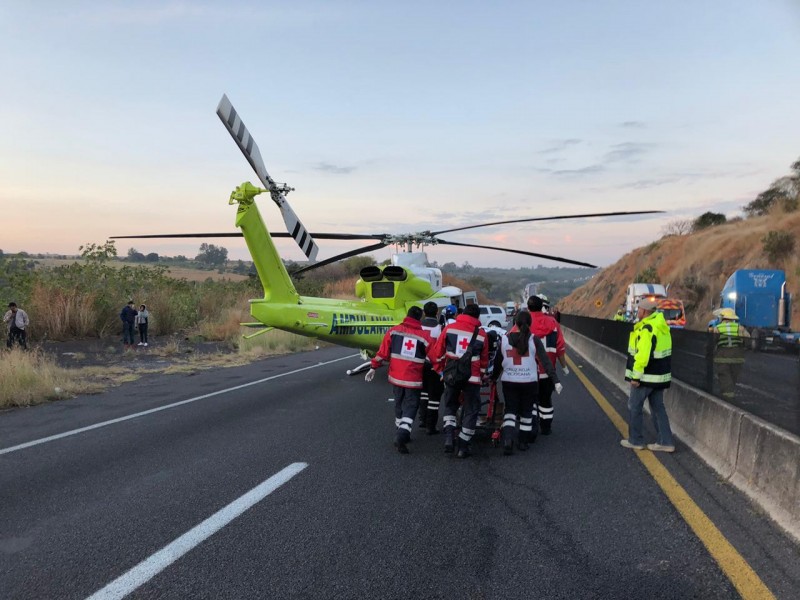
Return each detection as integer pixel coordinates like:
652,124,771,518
537,138,583,155
313,162,356,175
603,142,653,164
619,121,646,129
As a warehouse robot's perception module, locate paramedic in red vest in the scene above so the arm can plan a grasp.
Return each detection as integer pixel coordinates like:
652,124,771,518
493,310,561,455
430,303,489,458
527,294,569,435
365,306,433,454
418,301,444,434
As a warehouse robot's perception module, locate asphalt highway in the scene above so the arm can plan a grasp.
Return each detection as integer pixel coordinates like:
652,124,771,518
1,347,799,599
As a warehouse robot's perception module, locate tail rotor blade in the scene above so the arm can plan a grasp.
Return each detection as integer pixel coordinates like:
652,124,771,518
216,94,319,261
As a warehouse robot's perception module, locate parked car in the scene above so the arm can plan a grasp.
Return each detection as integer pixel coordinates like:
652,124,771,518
478,305,506,328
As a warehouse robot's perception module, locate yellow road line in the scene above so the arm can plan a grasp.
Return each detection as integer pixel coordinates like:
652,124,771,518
566,354,776,600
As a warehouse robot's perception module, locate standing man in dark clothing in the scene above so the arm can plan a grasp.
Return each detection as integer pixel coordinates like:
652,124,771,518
365,306,433,454
418,301,444,434
4,302,29,349
430,303,490,458
120,301,138,350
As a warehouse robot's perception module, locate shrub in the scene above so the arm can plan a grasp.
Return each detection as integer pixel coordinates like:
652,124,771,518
762,230,796,264
634,267,659,283
692,212,727,231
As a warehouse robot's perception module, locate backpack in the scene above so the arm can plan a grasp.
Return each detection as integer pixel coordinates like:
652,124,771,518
442,327,479,387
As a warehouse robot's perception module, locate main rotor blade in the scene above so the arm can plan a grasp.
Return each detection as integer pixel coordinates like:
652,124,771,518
437,239,598,268
431,210,664,236
111,232,383,240
217,94,320,261
291,242,388,275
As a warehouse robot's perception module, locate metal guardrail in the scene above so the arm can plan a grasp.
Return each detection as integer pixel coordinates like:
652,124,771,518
561,313,800,436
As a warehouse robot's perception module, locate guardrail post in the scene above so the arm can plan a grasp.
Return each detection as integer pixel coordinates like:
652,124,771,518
705,332,715,394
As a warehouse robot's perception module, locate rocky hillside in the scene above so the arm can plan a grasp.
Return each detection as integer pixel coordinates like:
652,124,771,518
558,210,800,330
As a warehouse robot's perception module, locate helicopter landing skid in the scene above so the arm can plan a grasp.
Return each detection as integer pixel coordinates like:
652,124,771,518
346,361,372,376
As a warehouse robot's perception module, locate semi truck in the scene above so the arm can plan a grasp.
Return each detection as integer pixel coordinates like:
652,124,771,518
719,269,799,351
625,283,668,319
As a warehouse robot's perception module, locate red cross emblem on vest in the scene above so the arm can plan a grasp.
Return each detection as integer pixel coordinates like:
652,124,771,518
506,348,524,365
458,337,470,350
404,339,416,351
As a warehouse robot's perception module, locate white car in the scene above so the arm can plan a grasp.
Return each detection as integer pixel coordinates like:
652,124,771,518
478,305,506,329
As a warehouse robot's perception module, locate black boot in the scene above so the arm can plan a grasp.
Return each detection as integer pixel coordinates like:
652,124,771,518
540,421,552,435
503,428,514,456
457,438,471,459
395,429,410,454
443,427,454,453
426,409,440,435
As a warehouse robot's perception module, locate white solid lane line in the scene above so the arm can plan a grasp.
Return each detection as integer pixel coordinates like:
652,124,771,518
85,462,309,600
0,354,357,456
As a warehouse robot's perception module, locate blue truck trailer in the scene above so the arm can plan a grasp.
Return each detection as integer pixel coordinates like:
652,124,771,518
720,269,799,351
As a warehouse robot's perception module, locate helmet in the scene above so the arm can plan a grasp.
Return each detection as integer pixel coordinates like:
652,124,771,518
536,293,550,308
718,308,739,320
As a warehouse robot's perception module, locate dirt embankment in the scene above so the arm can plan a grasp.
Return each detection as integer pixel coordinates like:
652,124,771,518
558,211,800,330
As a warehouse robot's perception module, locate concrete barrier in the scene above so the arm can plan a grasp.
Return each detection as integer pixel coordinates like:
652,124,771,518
563,327,800,543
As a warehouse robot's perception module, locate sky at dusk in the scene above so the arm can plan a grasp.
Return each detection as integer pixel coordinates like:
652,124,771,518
2,1,800,268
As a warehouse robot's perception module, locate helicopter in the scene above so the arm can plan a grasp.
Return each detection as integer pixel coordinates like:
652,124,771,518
114,94,662,364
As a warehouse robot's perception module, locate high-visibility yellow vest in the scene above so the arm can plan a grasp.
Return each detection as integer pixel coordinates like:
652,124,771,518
624,312,672,388
715,321,743,348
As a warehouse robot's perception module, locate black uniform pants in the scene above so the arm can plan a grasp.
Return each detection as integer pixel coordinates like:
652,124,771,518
138,323,148,344
442,382,481,447
393,386,420,443
536,376,555,431
418,364,444,426
501,380,538,442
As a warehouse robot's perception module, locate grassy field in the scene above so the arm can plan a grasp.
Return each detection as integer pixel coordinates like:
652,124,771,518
32,258,249,282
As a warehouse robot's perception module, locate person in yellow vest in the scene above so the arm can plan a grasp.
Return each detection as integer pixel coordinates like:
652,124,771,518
621,297,675,452
712,308,750,399
613,308,625,322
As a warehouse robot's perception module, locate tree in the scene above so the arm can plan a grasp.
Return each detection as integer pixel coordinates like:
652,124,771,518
744,186,789,217
145,252,159,262
127,247,146,262
195,243,228,267
342,255,376,275
79,240,117,262
661,219,692,237
692,212,727,231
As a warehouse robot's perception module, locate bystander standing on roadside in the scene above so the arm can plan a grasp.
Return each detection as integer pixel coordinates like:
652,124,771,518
135,304,150,347
621,297,675,452
3,302,29,350
120,300,137,350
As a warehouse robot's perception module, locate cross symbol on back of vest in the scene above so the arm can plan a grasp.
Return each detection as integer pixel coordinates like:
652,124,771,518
458,337,470,350
404,339,415,351
506,348,524,365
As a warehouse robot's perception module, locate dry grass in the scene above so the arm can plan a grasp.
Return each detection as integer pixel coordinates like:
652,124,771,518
32,258,248,282
237,328,320,356
0,349,102,408
323,277,359,300
560,209,800,329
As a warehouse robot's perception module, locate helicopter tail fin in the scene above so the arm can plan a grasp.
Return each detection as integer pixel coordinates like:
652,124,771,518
234,197,300,304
